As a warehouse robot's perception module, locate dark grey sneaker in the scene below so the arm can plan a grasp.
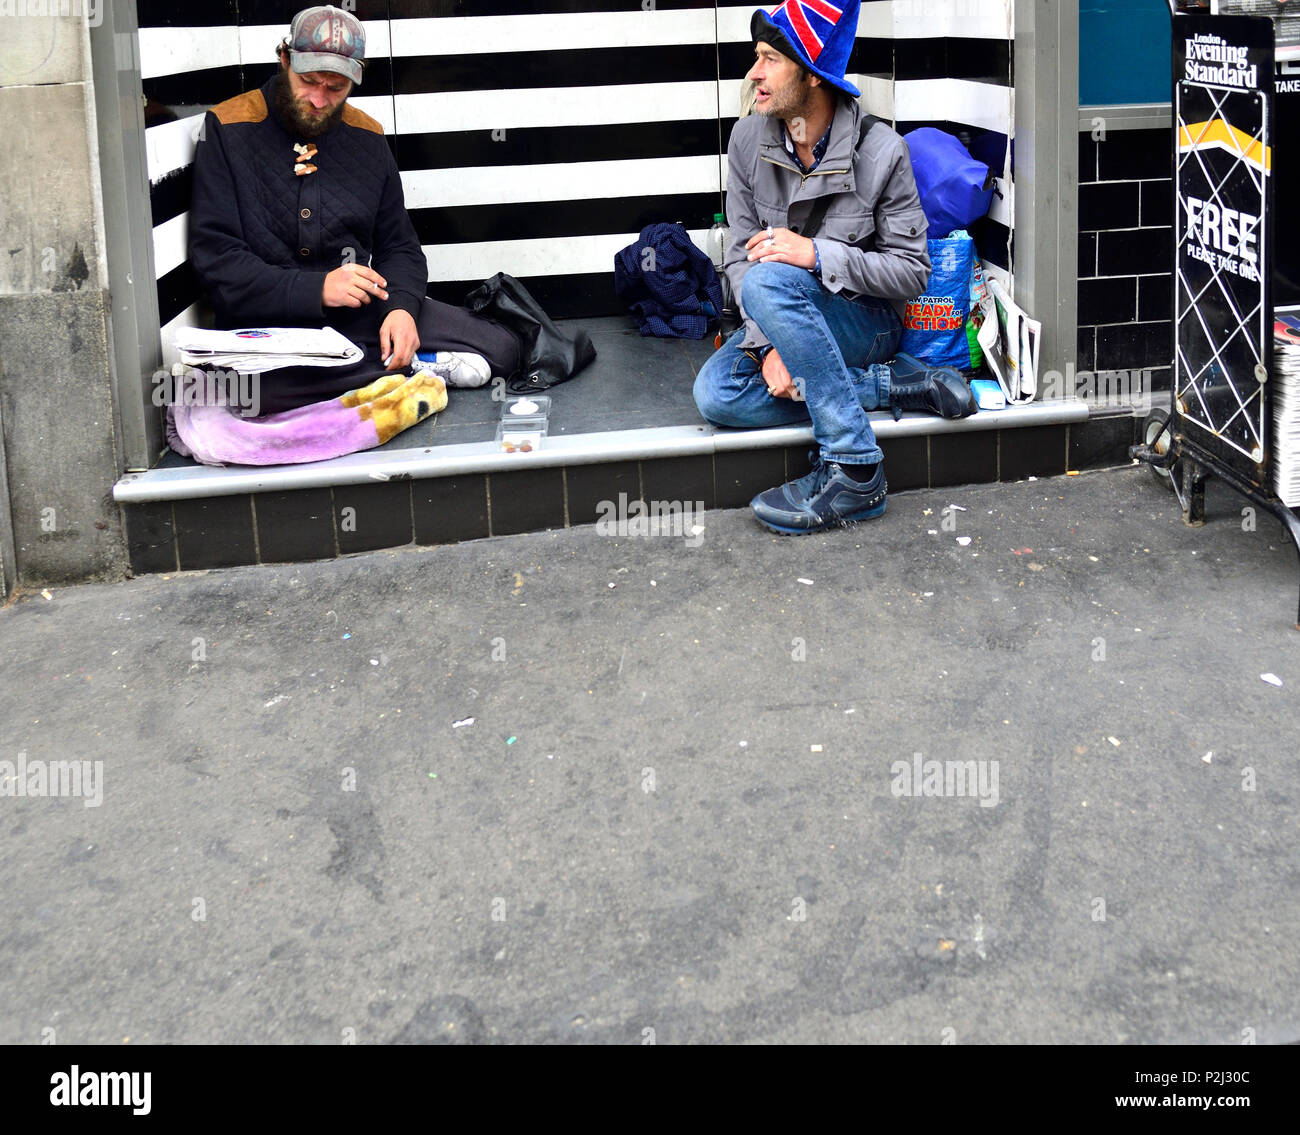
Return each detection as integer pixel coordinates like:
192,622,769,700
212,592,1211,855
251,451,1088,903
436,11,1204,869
750,459,887,535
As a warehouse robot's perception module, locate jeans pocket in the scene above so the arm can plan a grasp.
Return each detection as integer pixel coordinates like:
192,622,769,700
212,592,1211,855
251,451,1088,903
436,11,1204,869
868,327,899,365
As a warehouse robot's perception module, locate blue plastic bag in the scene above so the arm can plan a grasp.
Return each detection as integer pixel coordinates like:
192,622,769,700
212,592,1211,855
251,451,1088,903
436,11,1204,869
900,231,979,370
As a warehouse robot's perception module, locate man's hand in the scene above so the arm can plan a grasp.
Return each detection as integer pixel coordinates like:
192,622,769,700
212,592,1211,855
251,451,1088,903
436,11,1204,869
323,264,389,308
761,348,797,399
746,227,816,270
379,309,419,371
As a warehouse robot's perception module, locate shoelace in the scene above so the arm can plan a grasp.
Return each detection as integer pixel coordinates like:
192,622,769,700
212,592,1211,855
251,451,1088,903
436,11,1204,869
792,453,828,497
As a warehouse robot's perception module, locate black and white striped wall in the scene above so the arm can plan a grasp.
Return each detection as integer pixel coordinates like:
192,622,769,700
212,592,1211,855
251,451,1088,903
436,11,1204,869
844,0,1014,273
137,1,1015,365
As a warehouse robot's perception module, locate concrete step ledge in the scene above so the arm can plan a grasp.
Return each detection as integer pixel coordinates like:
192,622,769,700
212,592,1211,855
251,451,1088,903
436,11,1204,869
114,399,1091,504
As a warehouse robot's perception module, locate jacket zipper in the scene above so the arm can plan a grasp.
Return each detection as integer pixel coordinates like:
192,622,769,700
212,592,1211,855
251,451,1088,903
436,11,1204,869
759,153,850,188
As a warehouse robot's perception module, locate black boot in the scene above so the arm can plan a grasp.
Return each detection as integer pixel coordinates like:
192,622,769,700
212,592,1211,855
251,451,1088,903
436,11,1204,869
887,353,978,421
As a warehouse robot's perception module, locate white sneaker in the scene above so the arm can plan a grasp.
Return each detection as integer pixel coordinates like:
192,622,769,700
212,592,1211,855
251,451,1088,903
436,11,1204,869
425,351,492,388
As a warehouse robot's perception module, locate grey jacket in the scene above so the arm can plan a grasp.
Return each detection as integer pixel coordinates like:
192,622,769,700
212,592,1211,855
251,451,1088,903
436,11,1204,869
724,96,931,351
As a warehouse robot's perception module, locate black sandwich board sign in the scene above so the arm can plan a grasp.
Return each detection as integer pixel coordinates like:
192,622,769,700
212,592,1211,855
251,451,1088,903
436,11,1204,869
1174,13,1275,484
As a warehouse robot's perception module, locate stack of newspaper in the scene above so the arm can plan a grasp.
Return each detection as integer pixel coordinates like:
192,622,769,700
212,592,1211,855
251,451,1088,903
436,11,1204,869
173,326,364,373
1196,1,1300,61
1272,308,1300,506
975,276,1041,404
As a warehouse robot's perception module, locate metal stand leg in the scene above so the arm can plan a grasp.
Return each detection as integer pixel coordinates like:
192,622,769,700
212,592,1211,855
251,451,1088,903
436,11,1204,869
1179,460,1208,527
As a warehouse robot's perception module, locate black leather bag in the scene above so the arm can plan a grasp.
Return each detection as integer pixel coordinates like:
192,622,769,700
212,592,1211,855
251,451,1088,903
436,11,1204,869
464,272,596,393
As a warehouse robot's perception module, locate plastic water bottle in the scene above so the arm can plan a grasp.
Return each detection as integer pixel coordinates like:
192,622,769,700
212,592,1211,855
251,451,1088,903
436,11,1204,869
707,212,729,269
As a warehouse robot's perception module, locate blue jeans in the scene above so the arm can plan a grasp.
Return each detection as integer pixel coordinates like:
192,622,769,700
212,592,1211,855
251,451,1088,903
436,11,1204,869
694,262,901,466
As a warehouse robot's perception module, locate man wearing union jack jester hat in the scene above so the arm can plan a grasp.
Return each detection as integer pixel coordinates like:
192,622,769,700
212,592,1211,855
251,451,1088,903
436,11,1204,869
695,0,976,535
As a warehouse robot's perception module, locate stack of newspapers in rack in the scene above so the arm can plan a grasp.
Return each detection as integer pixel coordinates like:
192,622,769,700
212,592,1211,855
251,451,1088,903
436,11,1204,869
173,326,364,373
1195,2,1300,61
1272,308,1300,507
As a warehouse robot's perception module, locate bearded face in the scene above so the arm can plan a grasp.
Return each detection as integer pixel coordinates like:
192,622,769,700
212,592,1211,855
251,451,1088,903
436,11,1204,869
272,61,350,139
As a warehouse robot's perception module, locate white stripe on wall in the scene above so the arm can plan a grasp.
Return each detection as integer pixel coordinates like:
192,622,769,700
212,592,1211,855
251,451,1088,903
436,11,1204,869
894,78,1013,134
856,74,896,121
422,229,708,282
159,302,205,370
344,95,397,135
716,4,891,43
892,0,1013,40
394,82,719,134
402,154,719,210
238,22,393,64
138,26,241,80
391,10,716,55
146,115,203,184
151,211,189,279
720,3,1013,52
140,23,395,83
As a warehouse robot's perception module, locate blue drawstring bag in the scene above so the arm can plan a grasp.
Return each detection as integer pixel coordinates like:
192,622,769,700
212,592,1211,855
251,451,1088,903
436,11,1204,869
903,128,996,238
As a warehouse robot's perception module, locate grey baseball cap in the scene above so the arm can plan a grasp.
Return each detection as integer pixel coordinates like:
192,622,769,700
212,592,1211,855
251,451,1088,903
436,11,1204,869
287,5,365,86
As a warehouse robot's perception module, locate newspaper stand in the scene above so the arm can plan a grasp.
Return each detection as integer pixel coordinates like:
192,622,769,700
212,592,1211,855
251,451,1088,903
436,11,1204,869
1132,8,1300,626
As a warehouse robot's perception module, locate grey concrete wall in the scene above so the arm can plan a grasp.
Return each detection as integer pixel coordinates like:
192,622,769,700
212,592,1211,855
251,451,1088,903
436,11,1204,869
0,6,127,589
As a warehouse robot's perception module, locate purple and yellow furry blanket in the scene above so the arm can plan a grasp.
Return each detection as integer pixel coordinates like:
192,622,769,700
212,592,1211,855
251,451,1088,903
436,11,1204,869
166,369,447,466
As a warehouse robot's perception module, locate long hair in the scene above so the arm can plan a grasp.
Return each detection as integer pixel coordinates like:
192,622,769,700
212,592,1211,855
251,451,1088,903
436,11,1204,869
739,78,757,118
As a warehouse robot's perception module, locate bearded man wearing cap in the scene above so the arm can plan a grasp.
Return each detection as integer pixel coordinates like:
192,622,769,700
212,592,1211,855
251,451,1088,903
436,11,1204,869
189,5,519,414
695,0,977,535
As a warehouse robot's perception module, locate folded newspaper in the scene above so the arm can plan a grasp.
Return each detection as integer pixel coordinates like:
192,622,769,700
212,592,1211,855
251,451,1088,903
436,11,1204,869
1271,307,1300,507
977,278,1041,404
174,326,364,373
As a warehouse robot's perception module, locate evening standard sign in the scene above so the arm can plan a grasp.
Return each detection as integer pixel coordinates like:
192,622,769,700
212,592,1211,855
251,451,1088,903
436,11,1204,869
1185,34,1261,89
1174,11,1275,481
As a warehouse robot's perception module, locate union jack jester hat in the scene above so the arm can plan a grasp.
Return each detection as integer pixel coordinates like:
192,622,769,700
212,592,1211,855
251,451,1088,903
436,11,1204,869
752,0,862,98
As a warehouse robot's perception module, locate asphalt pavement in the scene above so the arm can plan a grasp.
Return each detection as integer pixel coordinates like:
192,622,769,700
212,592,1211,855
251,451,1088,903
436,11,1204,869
1,464,1297,1044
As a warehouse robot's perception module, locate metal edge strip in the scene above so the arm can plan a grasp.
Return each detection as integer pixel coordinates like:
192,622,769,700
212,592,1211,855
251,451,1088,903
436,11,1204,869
114,401,1092,504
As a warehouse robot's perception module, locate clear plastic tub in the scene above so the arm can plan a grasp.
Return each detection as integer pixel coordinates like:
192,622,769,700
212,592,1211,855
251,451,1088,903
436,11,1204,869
501,395,551,419
496,417,548,453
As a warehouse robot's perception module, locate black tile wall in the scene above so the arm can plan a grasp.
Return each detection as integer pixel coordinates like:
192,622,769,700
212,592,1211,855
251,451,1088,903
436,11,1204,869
122,502,178,575
564,461,640,527
1080,182,1139,231
1139,181,1174,228
1078,126,1175,384
1068,412,1139,472
1079,231,1098,278
173,496,257,570
1079,134,1099,183
1079,277,1138,327
1097,129,1174,181
714,448,785,508
413,475,490,545
1078,327,1097,373
1138,275,1173,323
488,467,566,536
641,455,715,510
783,446,816,481
998,425,1068,482
255,489,334,563
1096,322,1173,372
1097,228,1173,277
879,436,929,491
123,413,1119,572
1146,368,1173,394
930,431,997,488
332,482,414,554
